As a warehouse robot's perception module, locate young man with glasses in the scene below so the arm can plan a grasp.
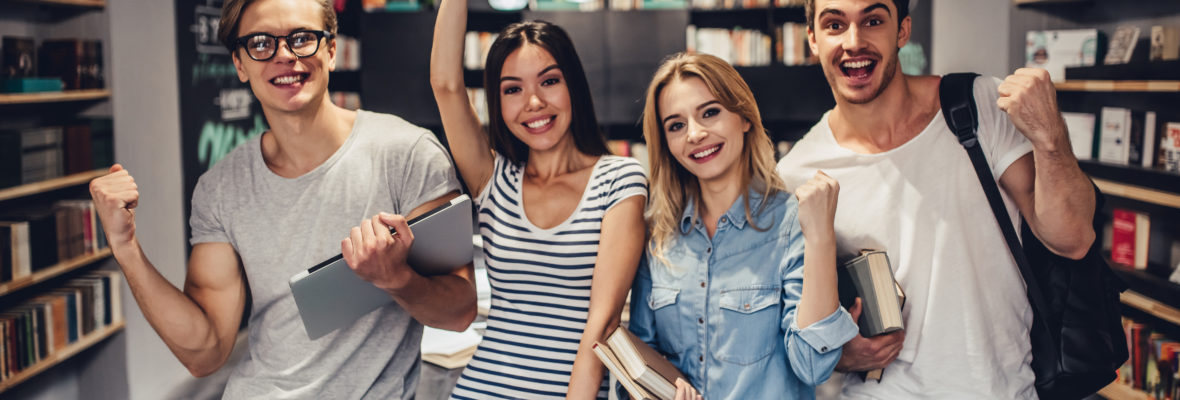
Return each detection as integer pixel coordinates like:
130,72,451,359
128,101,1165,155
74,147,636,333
88,0,476,397
776,0,1095,398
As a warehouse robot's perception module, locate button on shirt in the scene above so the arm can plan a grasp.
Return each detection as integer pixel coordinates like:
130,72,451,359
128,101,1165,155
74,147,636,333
629,189,858,399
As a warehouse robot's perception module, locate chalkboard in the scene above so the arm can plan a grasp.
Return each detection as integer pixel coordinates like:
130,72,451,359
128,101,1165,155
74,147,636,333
175,0,268,247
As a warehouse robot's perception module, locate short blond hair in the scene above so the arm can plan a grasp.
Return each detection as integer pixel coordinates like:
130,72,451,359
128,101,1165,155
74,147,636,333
218,0,338,53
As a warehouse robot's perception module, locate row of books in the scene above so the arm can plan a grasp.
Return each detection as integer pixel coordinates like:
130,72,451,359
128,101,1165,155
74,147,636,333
687,26,773,67
2,201,108,284
1062,109,1180,173
1026,25,1180,82
463,31,499,71
0,270,122,383
0,119,115,189
1120,317,1179,399
336,34,362,72
329,91,362,111
777,22,815,66
2,37,104,92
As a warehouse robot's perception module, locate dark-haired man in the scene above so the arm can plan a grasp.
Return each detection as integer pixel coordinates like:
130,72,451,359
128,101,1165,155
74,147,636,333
777,0,1095,398
89,0,476,397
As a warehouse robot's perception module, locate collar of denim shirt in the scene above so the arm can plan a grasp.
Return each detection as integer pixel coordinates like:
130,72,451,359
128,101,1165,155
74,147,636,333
678,185,773,234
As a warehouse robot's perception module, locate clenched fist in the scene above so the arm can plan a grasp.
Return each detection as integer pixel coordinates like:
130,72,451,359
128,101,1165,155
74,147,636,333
341,213,417,292
89,164,139,249
794,171,839,240
997,68,1069,150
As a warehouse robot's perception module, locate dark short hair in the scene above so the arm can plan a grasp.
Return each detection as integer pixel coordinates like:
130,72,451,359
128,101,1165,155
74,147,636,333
218,0,338,54
483,21,608,165
804,0,909,30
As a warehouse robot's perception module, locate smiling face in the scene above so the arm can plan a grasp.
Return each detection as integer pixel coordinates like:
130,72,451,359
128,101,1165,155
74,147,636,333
658,76,750,187
808,0,910,105
231,0,335,114
497,43,574,154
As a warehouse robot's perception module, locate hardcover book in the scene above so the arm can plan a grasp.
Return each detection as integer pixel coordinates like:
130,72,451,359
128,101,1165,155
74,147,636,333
593,326,691,400
838,249,905,382
2,36,35,78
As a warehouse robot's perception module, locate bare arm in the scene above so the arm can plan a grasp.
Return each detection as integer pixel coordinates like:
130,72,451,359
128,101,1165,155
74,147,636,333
997,68,1096,260
793,171,840,328
90,165,246,377
566,196,646,399
431,0,494,196
343,192,478,331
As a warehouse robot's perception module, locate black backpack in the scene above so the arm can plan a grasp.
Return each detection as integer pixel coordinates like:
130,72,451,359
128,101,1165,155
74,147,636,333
939,72,1128,399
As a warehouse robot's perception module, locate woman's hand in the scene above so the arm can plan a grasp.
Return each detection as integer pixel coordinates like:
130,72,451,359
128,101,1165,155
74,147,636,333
674,377,702,400
794,170,839,240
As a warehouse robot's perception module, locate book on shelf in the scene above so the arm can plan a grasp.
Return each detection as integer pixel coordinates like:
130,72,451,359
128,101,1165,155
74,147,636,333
1119,317,1180,398
687,26,772,67
1099,107,1131,166
1128,110,1158,168
1025,29,1098,82
838,249,905,382
2,37,36,79
0,207,61,273
593,326,691,400
1104,25,1141,65
39,39,103,90
1164,122,1180,173
1151,25,1180,61
1111,208,1149,270
1061,112,1095,161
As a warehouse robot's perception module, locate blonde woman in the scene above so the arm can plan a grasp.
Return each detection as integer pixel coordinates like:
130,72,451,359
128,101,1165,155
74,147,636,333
627,53,858,399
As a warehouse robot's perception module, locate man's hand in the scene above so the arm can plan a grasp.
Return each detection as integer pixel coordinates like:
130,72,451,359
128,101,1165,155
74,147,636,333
89,164,140,249
997,68,1069,151
835,298,905,372
341,213,416,292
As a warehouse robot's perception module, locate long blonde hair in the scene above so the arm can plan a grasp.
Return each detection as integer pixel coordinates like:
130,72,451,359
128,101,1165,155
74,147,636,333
643,52,786,261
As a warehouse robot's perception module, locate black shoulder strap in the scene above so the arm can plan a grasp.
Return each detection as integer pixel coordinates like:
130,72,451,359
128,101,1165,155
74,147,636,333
938,73,1054,331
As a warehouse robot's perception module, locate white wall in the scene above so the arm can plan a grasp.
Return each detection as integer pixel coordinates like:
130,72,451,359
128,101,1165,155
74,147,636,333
108,0,195,398
931,0,1012,78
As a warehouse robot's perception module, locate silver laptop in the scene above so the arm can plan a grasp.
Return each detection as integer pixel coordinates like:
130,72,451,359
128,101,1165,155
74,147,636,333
289,194,474,339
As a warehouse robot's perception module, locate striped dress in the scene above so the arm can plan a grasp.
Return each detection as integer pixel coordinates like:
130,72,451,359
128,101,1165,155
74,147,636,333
449,155,648,400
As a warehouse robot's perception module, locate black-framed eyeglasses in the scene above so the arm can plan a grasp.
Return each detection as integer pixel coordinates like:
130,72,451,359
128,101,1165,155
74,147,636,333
234,29,334,62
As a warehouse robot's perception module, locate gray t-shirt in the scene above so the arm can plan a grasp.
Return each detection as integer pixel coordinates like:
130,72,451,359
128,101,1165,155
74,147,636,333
189,110,460,399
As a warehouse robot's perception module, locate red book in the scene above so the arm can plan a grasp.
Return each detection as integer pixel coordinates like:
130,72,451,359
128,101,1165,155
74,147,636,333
1111,208,1149,269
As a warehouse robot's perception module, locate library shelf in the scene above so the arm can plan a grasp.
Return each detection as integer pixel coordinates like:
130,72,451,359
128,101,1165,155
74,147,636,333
1098,380,1151,400
1122,290,1180,327
1079,161,1180,196
0,320,125,394
0,89,111,105
0,249,112,297
0,169,106,202
1093,179,1180,210
9,0,105,7
1055,80,1180,92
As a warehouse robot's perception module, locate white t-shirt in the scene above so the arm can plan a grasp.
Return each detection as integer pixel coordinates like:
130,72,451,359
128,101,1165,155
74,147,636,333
776,77,1037,399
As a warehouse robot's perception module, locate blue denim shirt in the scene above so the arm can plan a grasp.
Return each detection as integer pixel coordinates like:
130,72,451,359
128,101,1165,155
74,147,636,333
629,189,859,399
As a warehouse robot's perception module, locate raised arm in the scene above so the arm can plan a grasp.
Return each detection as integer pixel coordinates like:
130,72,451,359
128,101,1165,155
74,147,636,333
431,0,495,196
567,195,646,400
997,68,1096,259
90,165,246,377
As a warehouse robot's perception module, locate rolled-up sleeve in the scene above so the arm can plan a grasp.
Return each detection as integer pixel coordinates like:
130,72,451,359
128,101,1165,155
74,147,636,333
779,205,859,386
628,254,660,350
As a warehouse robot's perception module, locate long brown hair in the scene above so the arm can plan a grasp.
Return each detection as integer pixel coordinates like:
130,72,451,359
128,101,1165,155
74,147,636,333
642,52,785,261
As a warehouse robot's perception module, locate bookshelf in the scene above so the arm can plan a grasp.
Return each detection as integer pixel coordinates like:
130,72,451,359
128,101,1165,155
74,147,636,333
0,90,112,105
0,248,112,297
1055,80,1180,93
0,169,106,202
1099,380,1152,400
8,0,105,8
0,321,125,394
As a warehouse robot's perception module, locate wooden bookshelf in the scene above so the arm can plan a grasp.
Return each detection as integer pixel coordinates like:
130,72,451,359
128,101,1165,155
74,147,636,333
8,0,105,7
1055,80,1180,92
0,89,111,105
1098,381,1152,400
0,249,112,297
1093,179,1180,209
0,169,105,202
1121,290,1180,327
0,320,124,394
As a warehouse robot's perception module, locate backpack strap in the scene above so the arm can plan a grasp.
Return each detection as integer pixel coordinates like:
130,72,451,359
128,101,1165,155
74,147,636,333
938,73,1055,340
